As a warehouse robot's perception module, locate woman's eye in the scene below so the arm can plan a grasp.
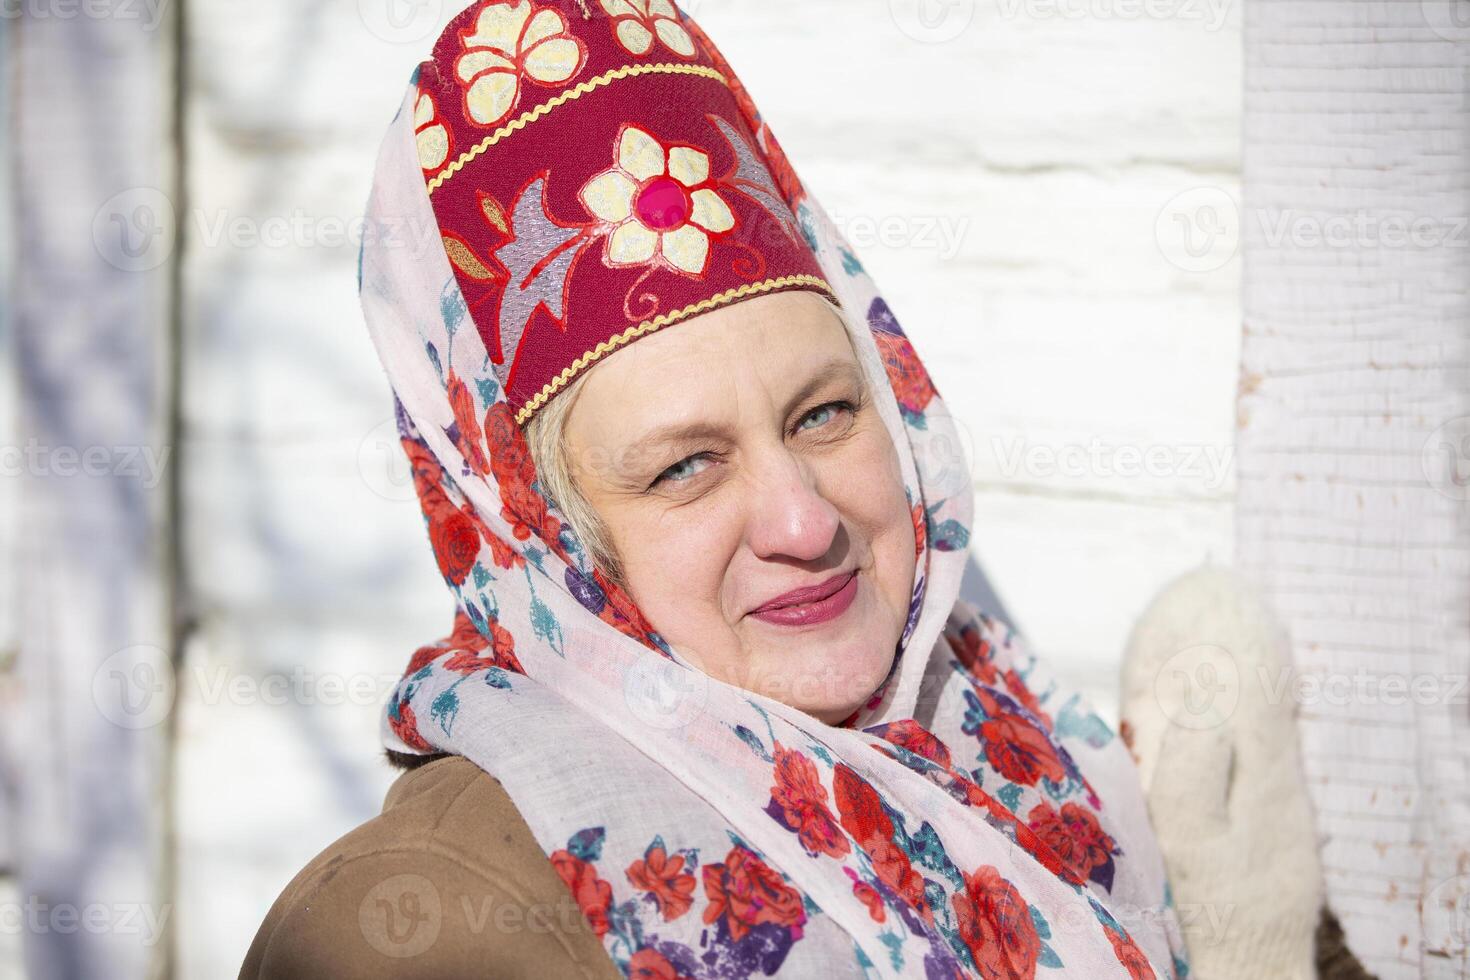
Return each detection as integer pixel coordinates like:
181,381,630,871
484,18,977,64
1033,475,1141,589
797,400,855,433
652,453,711,488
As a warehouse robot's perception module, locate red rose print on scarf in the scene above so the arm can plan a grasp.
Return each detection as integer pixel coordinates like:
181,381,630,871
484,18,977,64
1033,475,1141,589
626,843,697,921
832,764,932,924
1107,926,1157,980
951,865,1040,980
1026,801,1119,892
849,876,885,923
461,497,527,572
402,429,491,587
482,399,533,492
443,612,525,675
946,618,999,685
446,371,490,476
401,432,443,488
981,711,1069,786
407,608,492,675
911,501,928,562
428,505,480,585
550,849,614,938
964,685,1069,787
766,743,850,859
875,332,937,419
1002,667,1055,730
484,401,563,544
869,737,1089,892
388,697,432,752
700,845,806,942
867,719,953,769
868,298,937,420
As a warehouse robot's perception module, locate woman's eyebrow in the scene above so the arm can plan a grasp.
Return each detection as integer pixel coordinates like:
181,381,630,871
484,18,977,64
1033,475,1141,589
785,357,864,416
626,420,730,460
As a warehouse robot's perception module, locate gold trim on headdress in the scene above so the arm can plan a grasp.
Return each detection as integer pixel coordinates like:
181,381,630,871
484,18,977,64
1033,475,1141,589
514,274,836,426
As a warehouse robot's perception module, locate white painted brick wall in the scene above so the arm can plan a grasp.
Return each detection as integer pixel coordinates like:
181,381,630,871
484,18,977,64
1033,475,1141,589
175,1,1241,974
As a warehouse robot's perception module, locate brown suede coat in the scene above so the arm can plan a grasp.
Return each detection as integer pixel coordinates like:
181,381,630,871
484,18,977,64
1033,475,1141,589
239,755,620,979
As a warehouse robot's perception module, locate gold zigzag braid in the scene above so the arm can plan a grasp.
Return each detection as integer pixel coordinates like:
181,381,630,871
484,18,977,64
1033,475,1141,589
514,275,837,426
427,63,729,195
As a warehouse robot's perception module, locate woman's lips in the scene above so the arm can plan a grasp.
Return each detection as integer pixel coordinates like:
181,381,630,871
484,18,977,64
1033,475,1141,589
748,571,859,627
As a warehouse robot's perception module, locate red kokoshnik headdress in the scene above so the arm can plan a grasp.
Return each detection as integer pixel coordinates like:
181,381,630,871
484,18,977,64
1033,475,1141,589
409,0,835,426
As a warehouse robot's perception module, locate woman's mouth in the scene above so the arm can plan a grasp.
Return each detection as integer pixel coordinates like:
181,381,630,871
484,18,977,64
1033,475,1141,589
748,570,859,627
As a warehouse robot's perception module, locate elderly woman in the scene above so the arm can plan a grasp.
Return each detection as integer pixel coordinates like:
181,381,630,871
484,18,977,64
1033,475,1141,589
241,2,1191,977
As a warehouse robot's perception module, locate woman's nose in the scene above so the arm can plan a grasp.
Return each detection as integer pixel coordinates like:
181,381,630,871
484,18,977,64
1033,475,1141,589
742,450,841,563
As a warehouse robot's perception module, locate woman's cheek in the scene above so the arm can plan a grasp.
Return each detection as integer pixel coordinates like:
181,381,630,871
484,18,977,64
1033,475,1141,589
844,431,910,530
852,433,917,618
619,505,733,624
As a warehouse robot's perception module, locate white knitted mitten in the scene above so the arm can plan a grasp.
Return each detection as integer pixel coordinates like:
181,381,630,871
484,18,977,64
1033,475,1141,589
1120,566,1323,980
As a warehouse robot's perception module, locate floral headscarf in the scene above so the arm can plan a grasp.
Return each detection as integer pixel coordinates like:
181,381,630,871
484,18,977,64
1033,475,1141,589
360,3,1189,977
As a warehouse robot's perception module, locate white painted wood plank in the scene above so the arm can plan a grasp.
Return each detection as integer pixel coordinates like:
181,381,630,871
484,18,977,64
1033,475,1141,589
9,6,177,979
1240,2,1470,975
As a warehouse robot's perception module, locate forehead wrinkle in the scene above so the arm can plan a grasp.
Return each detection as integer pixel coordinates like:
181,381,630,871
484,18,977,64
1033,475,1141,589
625,358,744,457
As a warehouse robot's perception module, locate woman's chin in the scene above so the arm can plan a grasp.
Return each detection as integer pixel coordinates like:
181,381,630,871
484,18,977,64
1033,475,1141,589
746,601,900,720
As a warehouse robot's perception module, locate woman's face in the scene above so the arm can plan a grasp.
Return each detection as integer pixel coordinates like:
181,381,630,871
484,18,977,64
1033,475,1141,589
563,291,916,723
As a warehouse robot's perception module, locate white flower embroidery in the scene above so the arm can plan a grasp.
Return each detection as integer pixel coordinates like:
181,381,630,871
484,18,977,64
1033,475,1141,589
455,1,587,127
414,93,450,172
579,125,736,276
598,0,696,59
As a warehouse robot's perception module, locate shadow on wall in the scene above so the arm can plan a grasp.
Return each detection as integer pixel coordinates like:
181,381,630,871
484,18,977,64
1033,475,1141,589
959,553,1013,627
